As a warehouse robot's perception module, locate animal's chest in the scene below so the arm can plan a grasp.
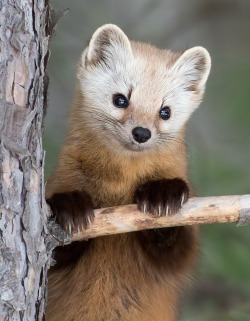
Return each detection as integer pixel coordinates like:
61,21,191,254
85,169,144,207
47,234,177,321
96,181,136,207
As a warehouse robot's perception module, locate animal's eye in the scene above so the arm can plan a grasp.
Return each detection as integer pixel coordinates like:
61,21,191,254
159,106,171,120
113,94,129,108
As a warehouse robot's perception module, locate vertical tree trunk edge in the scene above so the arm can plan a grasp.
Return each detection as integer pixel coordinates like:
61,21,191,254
0,1,58,320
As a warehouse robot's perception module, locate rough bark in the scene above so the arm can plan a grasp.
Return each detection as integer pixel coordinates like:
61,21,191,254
0,1,53,320
66,195,250,242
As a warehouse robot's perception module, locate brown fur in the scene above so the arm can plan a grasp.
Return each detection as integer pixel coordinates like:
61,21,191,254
45,25,208,321
46,107,198,320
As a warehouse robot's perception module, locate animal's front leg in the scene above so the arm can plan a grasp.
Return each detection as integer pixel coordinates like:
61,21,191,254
135,178,189,217
134,178,197,271
47,190,95,233
46,190,94,267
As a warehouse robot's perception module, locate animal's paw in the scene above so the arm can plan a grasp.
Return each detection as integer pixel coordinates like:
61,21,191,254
135,178,189,216
46,190,94,233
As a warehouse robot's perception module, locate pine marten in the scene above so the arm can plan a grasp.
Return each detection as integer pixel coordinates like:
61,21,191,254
46,24,211,321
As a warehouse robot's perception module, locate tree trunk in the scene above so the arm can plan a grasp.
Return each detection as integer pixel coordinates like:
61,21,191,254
0,1,53,320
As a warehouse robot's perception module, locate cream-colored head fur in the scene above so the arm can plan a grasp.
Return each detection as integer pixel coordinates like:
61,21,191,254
77,24,211,154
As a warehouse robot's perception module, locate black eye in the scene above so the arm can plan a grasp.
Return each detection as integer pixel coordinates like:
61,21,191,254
113,94,129,108
159,106,171,120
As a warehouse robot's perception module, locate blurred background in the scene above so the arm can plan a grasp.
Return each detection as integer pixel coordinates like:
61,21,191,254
44,0,250,320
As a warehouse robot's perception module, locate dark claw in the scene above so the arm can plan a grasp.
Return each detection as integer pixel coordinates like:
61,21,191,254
46,190,94,233
135,178,189,216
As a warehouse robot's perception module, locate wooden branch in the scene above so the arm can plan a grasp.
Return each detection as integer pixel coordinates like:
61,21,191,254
71,195,250,242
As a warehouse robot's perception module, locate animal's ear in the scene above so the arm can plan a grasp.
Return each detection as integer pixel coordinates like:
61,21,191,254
84,24,132,68
172,46,211,94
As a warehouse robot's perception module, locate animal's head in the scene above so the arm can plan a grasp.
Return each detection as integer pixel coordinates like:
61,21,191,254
77,24,211,154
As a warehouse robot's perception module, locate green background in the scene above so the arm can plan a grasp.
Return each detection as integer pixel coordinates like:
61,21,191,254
44,1,250,320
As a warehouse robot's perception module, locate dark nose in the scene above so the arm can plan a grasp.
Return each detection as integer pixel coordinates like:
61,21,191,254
132,127,151,143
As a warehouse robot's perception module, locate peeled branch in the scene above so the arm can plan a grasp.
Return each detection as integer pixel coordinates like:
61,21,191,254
70,194,250,242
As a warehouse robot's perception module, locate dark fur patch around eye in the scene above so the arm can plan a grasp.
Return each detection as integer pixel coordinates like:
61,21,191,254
128,87,133,99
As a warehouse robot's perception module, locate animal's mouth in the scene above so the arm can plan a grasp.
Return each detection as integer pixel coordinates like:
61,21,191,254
123,140,151,152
